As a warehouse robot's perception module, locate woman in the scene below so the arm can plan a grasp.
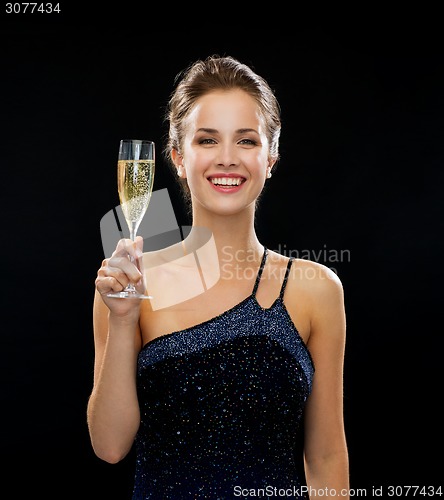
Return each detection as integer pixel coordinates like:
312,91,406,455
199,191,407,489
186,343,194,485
88,55,349,499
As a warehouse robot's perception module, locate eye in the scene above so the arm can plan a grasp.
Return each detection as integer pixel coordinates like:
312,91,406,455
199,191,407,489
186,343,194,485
198,138,217,145
239,138,257,146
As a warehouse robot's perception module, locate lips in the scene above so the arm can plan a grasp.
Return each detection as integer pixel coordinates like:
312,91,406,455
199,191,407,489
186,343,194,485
207,174,246,189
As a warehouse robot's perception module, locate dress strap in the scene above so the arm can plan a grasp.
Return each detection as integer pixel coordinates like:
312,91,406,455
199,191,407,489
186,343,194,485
251,246,268,298
279,257,295,300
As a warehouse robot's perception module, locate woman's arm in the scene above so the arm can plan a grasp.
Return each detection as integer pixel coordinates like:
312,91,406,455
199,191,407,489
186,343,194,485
302,263,350,497
87,238,144,463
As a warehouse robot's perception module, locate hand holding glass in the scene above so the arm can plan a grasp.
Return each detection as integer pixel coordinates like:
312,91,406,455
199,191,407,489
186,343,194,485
106,139,155,299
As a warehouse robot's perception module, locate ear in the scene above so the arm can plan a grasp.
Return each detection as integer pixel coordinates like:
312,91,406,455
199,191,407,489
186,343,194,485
267,158,277,179
172,149,187,178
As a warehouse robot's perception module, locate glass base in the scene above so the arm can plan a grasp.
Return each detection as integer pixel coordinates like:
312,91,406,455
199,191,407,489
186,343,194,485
106,291,152,299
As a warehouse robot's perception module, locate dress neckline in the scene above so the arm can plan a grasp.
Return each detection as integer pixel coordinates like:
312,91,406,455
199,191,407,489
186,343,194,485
140,294,277,352
140,247,305,354
141,246,268,351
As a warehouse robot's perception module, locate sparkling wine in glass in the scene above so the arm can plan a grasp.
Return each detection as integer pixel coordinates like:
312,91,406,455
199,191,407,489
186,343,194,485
106,139,155,299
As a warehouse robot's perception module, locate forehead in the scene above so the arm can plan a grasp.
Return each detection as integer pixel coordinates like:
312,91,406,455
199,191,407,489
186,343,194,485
186,89,263,129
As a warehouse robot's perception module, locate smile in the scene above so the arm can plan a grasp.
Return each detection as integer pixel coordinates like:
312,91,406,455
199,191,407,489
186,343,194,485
210,177,244,186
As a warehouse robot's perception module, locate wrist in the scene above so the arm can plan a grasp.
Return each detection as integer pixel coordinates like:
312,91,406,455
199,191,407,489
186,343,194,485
108,309,140,326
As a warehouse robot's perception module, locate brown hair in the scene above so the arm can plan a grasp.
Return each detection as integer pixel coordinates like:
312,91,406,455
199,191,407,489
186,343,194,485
164,55,282,202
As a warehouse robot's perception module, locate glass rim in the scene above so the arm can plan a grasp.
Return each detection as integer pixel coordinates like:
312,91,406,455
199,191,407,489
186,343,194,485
120,139,155,144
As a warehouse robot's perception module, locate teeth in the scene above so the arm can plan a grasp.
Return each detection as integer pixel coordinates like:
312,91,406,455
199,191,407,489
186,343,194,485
211,177,243,186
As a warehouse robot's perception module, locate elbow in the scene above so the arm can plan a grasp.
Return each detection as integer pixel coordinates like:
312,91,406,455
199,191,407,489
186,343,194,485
97,452,127,465
92,441,132,464
87,405,139,464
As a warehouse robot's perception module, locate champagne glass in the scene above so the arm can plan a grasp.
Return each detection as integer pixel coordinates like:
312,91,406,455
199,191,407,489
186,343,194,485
106,139,155,299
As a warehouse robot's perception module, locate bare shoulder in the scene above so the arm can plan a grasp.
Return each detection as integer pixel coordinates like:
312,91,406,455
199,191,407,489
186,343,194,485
281,257,345,342
290,258,344,299
265,249,343,296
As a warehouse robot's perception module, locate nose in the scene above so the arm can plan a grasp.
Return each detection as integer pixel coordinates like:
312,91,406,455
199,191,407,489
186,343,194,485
216,142,239,168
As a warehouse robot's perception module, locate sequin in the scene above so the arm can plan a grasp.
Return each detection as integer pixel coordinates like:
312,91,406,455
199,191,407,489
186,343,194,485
132,248,315,499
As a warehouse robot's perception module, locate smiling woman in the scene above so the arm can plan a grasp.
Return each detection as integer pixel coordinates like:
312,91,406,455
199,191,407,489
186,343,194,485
87,55,350,499
171,88,273,218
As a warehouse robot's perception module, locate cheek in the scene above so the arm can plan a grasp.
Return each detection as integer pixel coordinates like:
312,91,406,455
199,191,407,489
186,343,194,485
184,149,212,173
249,151,268,171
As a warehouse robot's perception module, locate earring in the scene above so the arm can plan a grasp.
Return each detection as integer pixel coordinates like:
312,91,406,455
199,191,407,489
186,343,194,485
266,169,272,179
177,166,184,177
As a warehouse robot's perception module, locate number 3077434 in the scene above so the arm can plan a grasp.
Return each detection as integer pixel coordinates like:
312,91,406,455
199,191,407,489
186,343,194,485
5,3,61,14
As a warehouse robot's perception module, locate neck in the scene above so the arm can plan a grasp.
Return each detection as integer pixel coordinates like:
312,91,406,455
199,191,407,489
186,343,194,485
184,205,264,265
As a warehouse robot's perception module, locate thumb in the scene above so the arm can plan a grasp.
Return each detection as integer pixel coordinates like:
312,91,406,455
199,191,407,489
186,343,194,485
135,235,144,254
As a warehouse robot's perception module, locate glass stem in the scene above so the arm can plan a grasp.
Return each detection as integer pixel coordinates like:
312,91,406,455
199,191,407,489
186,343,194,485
128,219,139,242
127,221,140,282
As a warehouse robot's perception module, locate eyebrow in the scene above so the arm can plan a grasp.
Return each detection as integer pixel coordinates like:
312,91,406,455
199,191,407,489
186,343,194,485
196,128,259,135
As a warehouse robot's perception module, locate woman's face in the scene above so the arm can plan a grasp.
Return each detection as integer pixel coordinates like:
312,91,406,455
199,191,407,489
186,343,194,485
176,89,272,217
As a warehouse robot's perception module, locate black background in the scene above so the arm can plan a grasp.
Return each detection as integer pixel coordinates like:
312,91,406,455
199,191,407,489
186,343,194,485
2,5,443,498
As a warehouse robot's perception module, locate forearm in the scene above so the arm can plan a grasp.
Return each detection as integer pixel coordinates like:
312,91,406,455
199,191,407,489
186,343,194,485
87,315,141,463
305,449,350,499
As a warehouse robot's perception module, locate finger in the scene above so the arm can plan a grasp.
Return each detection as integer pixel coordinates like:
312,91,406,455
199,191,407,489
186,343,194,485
114,238,142,260
115,238,133,252
134,277,148,296
95,275,125,295
135,235,144,254
100,262,141,287
111,257,142,283
97,267,128,289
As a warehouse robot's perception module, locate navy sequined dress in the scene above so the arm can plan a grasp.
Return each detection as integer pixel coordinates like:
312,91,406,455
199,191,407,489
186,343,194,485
133,247,315,499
